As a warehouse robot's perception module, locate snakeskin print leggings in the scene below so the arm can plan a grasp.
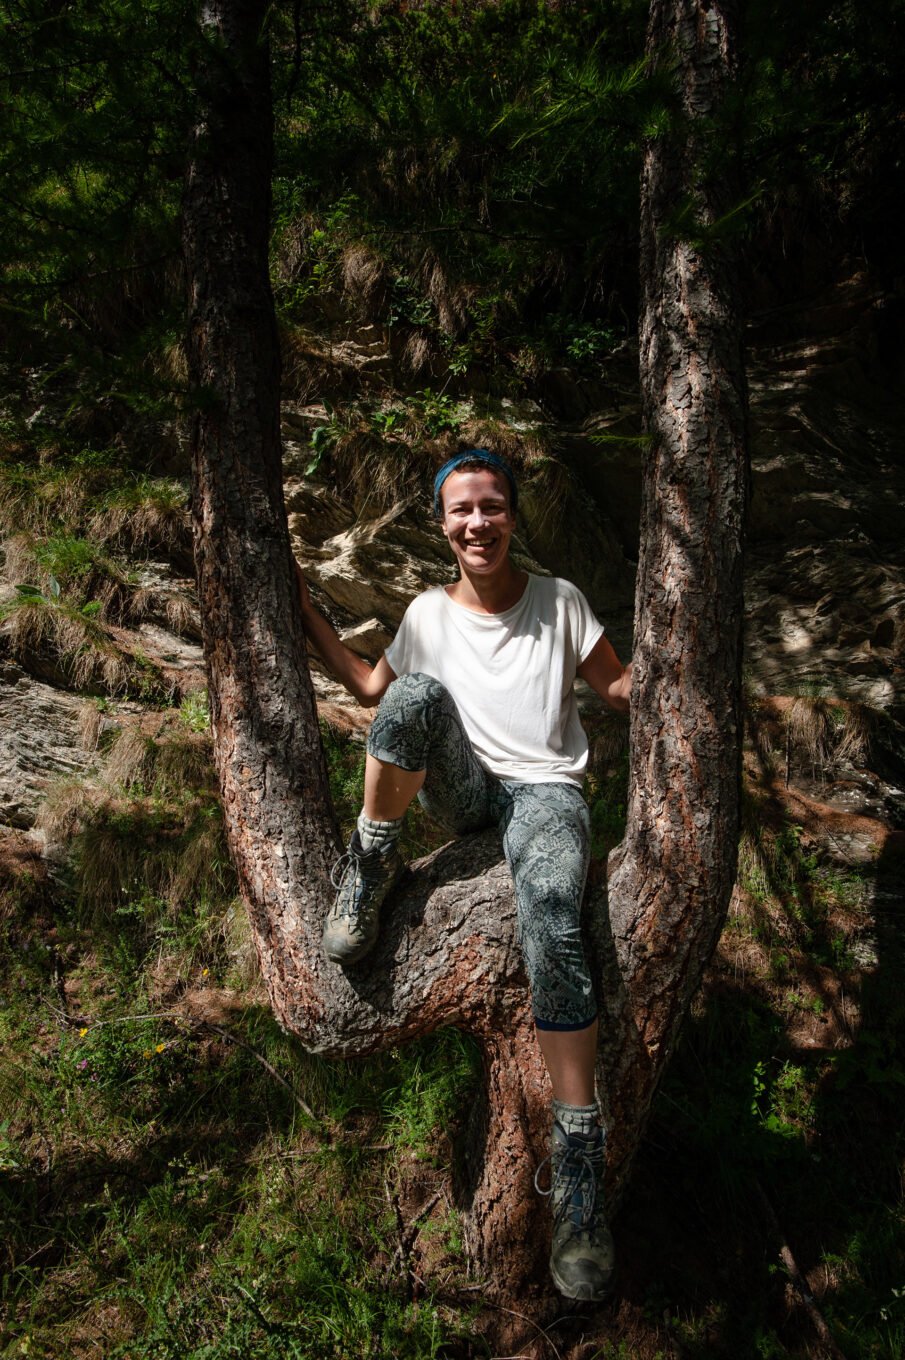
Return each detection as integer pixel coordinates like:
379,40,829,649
367,672,596,1030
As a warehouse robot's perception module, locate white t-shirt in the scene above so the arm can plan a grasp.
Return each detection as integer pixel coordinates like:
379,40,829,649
384,574,604,786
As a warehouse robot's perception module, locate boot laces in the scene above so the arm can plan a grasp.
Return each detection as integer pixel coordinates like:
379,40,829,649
535,1134,604,1230
330,849,360,894
329,844,388,924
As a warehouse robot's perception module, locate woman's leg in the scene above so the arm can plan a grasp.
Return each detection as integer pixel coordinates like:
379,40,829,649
366,671,494,834
535,1018,598,1106
499,780,614,1301
363,756,425,821
499,780,597,1043
323,673,493,964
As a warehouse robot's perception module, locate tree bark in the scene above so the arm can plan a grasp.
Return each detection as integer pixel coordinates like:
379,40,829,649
182,0,747,1314
599,0,748,1197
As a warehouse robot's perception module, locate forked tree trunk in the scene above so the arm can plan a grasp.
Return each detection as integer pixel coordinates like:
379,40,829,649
182,0,747,1312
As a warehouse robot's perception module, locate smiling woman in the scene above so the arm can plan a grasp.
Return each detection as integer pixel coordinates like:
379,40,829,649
438,462,520,610
298,446,632,1302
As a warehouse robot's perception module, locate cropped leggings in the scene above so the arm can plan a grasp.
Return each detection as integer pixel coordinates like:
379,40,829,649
367,672,596,1031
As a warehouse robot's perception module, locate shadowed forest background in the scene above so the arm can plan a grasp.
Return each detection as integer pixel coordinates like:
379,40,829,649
1,1,904,1356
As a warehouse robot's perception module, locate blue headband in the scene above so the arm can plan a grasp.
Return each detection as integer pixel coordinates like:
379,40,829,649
432,449,518,516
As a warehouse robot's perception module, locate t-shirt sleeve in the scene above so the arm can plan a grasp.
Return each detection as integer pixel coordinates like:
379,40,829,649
384,597,418,677
566,581,605,663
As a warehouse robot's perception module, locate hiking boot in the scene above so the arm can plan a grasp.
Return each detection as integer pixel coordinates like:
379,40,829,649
322,831,404,965
535,1121,615,1302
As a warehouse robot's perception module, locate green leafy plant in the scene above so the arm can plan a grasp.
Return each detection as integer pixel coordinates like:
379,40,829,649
387,274,437,330
178,688,210,733
410,388,462,437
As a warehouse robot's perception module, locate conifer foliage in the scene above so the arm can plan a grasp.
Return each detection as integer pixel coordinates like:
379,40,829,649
0,0,196,455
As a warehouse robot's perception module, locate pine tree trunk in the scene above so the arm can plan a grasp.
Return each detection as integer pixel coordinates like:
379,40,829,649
182,0,747,1316
182,0,340,944
600,0,748,1197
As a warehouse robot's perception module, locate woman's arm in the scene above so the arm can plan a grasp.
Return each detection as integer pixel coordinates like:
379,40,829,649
295,562,396,708
576,634,632,714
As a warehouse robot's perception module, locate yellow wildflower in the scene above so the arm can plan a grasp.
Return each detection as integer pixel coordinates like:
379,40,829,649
155,1043,166,1054
79,1027,88,1037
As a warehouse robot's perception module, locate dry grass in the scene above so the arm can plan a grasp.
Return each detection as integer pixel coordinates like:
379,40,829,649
156,332,189,385
787,694,838,770
747,692,882,784
69,622,132,694
4,597,101,662
400,330,435,374
331,437,419,510
36,715,229,928
99,720,213,798
0,459,190,565
75,801,175,913
2,596,169,698
89,478,191,560
453,411,552,468
279,325,347,403
220,899,259,986
78,700,105,753
0,534,41,586
422,253,469,336
37,778,94,848
70,784,233,924
93,571,151,625
746,692,780,774
786,694,874,776
104,724,158,790
168,812,232,909
164,590,202,640
341,244,389,318
0,829,53,925
2,531,151,627
736,827,797,937
271,216,308,285
0,466,96,538
308,397,560,518
153,730,216,796
832,700,874,766
126,583,157,619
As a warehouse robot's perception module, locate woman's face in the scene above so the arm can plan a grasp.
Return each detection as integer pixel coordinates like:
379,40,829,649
440,467,516,578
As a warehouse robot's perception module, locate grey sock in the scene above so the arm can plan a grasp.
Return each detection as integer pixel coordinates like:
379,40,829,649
552,1099,601,1140
357,812,403,853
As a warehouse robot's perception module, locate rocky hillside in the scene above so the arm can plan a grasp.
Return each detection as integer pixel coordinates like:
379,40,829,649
2,273,903,844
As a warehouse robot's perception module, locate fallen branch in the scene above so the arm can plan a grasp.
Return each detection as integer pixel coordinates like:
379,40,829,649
199,1020,322,1128
486,1302,566,1360
386,1188,444,1279
755,1181,848,1360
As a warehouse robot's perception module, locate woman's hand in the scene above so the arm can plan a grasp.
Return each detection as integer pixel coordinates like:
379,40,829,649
292,558,396,707
294,560,314,620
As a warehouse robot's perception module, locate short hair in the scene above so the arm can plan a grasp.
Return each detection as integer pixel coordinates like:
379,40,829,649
432,449,518,516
